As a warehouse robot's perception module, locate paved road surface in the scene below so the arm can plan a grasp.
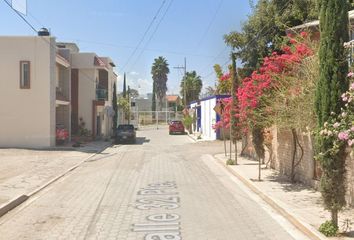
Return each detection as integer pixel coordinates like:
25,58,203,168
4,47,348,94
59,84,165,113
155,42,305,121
0,127,308,239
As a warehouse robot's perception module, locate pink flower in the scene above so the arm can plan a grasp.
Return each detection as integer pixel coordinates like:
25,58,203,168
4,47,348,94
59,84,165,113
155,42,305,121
350,83,354,91
300,32,308,38
338,131,349,141
341,93,348,102
347,72,354,78
348,139,354,147
333,122,340,128
289,38,297,44
351,126,354,132
220,73,231,81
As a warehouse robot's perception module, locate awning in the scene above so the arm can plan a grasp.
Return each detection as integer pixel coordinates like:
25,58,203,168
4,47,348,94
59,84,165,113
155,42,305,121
94,56,106,67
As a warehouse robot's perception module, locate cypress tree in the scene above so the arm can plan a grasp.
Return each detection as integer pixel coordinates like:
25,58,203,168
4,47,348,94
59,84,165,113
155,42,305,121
112,82,118,137
123,73,127,98
315,0,349,227
231,53,239,164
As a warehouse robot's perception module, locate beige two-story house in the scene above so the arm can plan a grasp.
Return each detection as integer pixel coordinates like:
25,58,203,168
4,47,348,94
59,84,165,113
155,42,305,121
66,46,117,140
0,34,117,148
0,34,71,148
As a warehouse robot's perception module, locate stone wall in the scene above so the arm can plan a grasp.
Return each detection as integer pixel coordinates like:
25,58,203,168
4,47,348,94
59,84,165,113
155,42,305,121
273,128,317,187
347,152,354,206
241,126,354,206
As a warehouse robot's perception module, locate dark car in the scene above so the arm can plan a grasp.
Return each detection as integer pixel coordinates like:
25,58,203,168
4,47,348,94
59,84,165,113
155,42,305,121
116,124,136,143
169,120,185,135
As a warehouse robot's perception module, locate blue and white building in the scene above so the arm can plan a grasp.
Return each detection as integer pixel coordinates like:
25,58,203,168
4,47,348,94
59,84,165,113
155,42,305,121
189,95,230,140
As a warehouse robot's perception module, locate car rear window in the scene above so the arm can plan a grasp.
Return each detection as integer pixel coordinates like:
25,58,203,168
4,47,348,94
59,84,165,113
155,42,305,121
171,121,182,124
118,125,134,130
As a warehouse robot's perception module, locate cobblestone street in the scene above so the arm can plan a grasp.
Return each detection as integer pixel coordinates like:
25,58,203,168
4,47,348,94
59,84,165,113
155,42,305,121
0,128,308,239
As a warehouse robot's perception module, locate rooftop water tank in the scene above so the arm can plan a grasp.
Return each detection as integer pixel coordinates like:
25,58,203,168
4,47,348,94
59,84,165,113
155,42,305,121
38,28,50,36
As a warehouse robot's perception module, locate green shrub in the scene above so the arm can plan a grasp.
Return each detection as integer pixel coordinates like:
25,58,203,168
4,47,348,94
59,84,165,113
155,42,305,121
226,159,236,165
182,115,193,132
319,220,338,237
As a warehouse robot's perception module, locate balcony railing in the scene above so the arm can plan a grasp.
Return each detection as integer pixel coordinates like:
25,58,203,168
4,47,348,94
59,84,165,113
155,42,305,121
56,86,69,102
96,88,108,101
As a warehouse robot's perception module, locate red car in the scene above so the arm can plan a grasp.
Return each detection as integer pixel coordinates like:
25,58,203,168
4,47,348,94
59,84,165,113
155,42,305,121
169,120,185,135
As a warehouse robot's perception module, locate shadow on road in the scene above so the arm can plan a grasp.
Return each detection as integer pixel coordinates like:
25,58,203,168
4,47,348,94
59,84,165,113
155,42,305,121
135,137,150,145
113,137,150,146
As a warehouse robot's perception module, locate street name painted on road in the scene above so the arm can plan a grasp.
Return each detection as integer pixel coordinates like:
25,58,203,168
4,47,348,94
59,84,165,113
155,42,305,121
132,181,182,240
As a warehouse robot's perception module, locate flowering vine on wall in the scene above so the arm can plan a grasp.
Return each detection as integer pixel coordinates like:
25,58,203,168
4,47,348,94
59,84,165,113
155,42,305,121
213,33,314,133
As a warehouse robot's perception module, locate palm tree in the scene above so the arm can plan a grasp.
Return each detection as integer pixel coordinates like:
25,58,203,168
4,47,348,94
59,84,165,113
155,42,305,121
180,71,203,105
151,56,170,111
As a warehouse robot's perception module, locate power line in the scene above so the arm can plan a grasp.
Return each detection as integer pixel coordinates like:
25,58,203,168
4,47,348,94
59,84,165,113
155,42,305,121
121,0,167,71
201,58,230,80
127,0,174,72
2,0,38,32
4,0,44,28
196,0,224,48
199,45,228,74
200,0,292,80
2,0,118,90
63,38,216,59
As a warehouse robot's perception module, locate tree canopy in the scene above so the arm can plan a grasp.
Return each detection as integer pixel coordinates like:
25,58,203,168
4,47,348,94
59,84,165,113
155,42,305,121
180,71,203,105
151,56,169,111
224,0,318,76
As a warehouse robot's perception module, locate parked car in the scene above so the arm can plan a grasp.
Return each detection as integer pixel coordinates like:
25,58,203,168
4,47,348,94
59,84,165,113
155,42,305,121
116,124,136,144
56,124,69,145
169,120,185,135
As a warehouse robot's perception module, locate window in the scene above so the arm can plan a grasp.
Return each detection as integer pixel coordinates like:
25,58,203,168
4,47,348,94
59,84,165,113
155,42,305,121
20,61,30,89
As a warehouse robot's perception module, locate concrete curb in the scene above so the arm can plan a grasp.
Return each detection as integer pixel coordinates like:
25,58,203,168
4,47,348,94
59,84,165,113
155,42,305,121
0,142,112,218
0,195,28,218
187,134,197,142
214,154,327,240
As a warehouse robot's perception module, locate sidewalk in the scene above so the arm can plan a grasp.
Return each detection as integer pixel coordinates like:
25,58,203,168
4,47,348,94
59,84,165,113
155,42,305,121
0,140,111,216
214,146,354,239
187,131,208,142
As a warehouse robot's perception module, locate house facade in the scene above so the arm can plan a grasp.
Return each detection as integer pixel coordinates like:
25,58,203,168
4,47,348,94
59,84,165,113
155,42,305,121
69,50,116,139
0,36,117,148
190,95,230,140
0,36,71,148
166,95,181,112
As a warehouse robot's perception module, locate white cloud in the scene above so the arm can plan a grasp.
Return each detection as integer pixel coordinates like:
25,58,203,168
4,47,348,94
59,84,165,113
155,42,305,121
167,85,180,96
129,71,139,76
116,74,124,92
116,74,181,97
135,78,152,95
116,75,152,95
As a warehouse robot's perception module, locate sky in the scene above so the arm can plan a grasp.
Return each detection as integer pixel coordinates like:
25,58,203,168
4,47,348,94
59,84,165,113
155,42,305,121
0,0,252,97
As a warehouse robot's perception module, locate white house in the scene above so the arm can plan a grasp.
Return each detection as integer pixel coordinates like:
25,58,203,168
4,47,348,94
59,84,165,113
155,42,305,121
190,95,230,141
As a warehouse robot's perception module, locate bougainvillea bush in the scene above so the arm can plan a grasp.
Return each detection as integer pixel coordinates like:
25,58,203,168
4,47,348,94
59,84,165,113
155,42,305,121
214,64,232,95
214,33,314,134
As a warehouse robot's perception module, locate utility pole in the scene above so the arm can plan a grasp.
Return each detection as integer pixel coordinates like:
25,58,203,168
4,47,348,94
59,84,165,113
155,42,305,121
128,85,131,124
184,57,186,107
174,57,187,107
231,52,239,165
